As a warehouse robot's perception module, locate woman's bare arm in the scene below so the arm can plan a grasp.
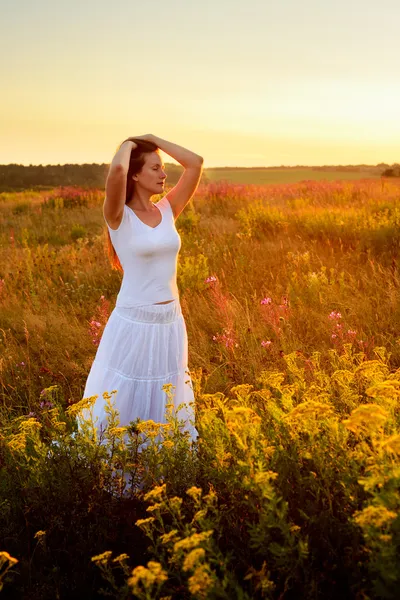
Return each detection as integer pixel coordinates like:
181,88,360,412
109,140,136,173
148,134,203,168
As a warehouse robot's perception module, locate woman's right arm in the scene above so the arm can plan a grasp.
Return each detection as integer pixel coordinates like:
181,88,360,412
109,140,137,172
104,141,137,224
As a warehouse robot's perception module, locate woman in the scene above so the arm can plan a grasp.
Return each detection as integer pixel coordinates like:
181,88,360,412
79,134,203,448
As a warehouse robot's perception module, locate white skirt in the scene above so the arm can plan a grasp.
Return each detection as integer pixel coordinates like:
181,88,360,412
79,298,198,446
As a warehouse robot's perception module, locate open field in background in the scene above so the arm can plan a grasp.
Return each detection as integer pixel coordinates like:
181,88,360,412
0,175,400,599
0,175,398,408
204,167,382,185
0,165,387,195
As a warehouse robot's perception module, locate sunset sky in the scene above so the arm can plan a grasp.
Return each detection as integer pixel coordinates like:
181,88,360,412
1,0,399,168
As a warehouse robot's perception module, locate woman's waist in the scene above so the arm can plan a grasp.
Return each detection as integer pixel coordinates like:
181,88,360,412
114,298,182,323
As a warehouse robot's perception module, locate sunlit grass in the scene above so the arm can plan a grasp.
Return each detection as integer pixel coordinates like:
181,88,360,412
0,176,399,598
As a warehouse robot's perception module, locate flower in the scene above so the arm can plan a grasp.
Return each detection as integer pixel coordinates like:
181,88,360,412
183,548,206,572
173,530,214,552
40,400,54,409
188,564,214,597
144,483,167,503
186,486,202,502
328,310,342,320
91,550,113,564
205,275,217,284
128,561,168,589
261,340,272,347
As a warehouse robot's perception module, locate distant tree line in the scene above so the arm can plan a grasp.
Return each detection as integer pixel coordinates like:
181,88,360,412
381,164,400,177
0,162,397,193
0,162,209,193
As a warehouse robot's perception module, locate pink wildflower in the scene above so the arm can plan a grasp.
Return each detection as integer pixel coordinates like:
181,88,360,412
40,400,54,409
261,340,272,348
328,311,342,320
212,328,238,350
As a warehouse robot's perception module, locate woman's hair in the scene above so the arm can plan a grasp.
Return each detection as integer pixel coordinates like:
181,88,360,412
105,138,160,272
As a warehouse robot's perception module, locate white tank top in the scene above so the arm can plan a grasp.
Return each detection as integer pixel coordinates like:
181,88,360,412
105,195,182,307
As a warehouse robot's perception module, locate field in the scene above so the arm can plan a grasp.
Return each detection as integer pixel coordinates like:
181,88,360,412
0,174,399,599
204,167,382,185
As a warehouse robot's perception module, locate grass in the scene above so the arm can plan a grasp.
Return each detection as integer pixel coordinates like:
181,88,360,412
0,175,399,599
204,167,381,185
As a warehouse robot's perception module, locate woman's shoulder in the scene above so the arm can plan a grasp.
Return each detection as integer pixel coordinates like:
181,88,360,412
105,203,131,233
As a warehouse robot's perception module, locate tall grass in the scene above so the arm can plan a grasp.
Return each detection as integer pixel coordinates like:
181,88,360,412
0,178,399,598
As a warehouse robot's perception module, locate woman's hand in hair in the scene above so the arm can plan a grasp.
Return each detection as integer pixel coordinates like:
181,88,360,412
122,134,154,145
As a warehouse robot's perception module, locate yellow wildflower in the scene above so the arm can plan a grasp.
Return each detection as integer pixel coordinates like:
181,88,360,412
183,548,206,572
168,496,183,513
7,418,42,452
173,530,214,552
187,564,214,598
135,517,156,527
290,525,301,534
112,553,130,563
128,560,168,590
0,551,18,567
380,433,400,456
108,426,127,437
146,502,163,513
136,419,160,433
191,509,208,523
144,483,167,503
354,505,397,529
254,471,278,486
203,488,218,505
186,486,202,502
162,384,175,393
91,550,113,564
160,529,180,545
66,395,97,417
284,401,335,431
343,404,388,436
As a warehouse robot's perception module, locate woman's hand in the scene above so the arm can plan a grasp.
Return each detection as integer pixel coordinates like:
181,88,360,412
134,134,154,142
122,134,154,145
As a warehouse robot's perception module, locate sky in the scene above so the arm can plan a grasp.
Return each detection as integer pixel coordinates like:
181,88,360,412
1,0,399,168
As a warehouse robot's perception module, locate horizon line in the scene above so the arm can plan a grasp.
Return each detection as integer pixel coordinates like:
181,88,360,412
1,162,397,170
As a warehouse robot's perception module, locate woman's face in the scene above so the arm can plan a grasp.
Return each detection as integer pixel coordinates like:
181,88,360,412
133,151,167,194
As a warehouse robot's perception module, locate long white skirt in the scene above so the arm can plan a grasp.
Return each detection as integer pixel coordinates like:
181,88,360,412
79,298,198,446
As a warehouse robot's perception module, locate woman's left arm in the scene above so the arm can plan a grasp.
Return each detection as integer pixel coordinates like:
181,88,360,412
147,134,203,168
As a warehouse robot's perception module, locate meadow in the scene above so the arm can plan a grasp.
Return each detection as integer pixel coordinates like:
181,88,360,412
204,166,381,185
0,175,399,599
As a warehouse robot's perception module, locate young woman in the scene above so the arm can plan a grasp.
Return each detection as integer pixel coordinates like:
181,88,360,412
80,134,203,447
